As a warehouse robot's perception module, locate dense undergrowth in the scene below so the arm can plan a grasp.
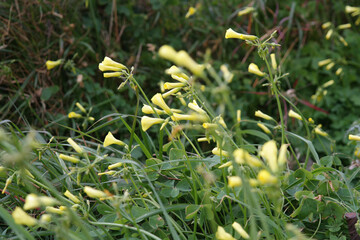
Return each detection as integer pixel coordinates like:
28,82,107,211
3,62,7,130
1,0,360,239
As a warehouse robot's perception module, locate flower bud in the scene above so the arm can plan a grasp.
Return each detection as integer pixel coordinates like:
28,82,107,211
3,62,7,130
59,154,80,163
103,132,125,147
232,222,250,239
12,207,37,226
163,82,186,90
315,125,328,137
255,110,274,121
185,7,196,18
237,7,255,17
64,190,80,204
171,113,208,122
325,29,333,40
318,59,332,67
68,112,82,118
248,63,265,76
108,162,123,170
67,138,83,154
101,57,127,70
215,226,236,240
83,186,107,199
270,53,277,70
349,134,360,141
225,28,258,41
212,147,230,158
288,109,302,120
46,60,62,70
228,176,242,188
321,22,332,29
257,123,271,134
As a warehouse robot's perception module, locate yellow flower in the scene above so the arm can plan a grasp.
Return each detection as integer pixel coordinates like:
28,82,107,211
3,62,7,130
2,177,12,194
164,82,187,90
141,116,165,131
165,65,189,81
325,62,335,70
100,57,127,71
59,154,80,163
220,65,234,83
175,50,205,77
318,59,333,67
278,144,288,166
349,134,360,141
228,176,242,188
83,186,107,199
338,23,351,29
151,93,172,115
237,110,241,123
159,45,178,63
315,125,328,137
103,72,122,78
225,28,258,41
12,207,37,226
212,147,230,158
232,222,250,239
46,59,62,70
257,123,271,134
233,148,263,167
308,118,314,124
248,63,265,76
257,169,277,185
141,105,165,115
325,29,333,40
355,147,360,158
203,123,218,129
345,6,360,14
188,100,207,115
162,88,182,98
98,171,116,176
321,22,332,29
64,190,80,204
219,161,232,169
103,132,125,147
255,110,274,121
185,6,197,18
76,102,87,113
68,112,82,118
260,140,278,172
237,7,255,17
338,36,348,46
45,206,65,215
108,162,123,170
67,138,83,154
335,68,343,75
40,214,52,223
270,53,277,70
288,109,302,120
171,113,208,122
215,226,236,240
23,193,58,210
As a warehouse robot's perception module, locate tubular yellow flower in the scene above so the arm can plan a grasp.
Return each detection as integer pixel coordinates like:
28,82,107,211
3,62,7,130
278,144,288,166
338,23,351,29
314,125,328,137
2,177,12,194
108,162,123,170
270,53,277,70
325,29,333,40
288,109,302,120
232,222,250,239
142,105,165,115
345,6,360,14
103,72,122,78
197,136,213,143
318,59,333,67
218,117,227,129
185,6,197,18
59,154,80,164
40,214,52,223
225,28,258,41
237,110,241,123
349,134,360,141
215,226,236,240
46,59,62,70
101,57,127,70
83,186,107,199
171,75,189,83
151,93,172,115
202,123,218,129
76,102,86,113
98,171,116,176
321,22,332,29
164,82,187,90
335,68,343,75
325,62,335,70
141,116,165,132
66,138,83,154
165,65,189,81
257,123,271,135
212,147,230,158
45,206,64,214
177,92,187,106
257,169,277,185
68,112,82,118
12,207,37,227
219,161,232,169
23,193,58,210
171,113,208,122
237,7,255,17
260,140,278,172
188,100,207,114
255,110,274,121
220,65,234,83
103,132,125,147
248,63,265,76
338,36,348,46
64,190,80,204
159,45,178,63
175,50,205,77
162,88,182,98
228,176,242,188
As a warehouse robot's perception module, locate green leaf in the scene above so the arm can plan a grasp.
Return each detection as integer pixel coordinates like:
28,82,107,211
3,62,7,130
185,205,201,220
131,206,149,220
149,215,165,229
41,85,59,101
241,129,270,141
